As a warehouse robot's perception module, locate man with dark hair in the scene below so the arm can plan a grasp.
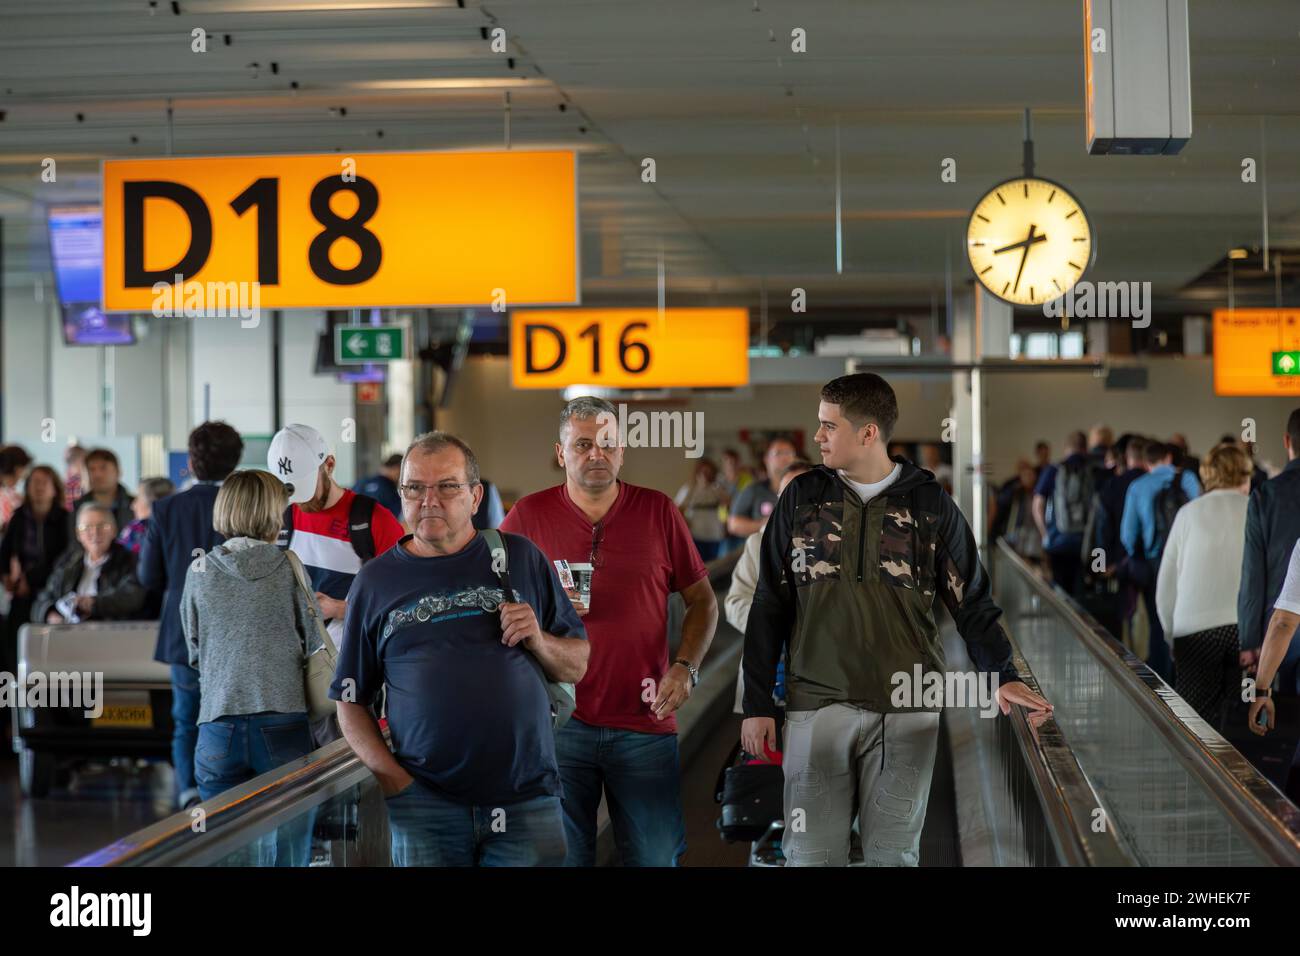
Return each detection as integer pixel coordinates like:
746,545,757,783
1087,424,1115,471
1079,437,1150,639
500,396,718,866
742,372,1050,866
1121,440,1202,680
354,453,405,522
1169,433,1200,476
1090,437,1150,574
1033,440,1051,474
727,436,798,538
70,448,134,533
138,420,244,809
1031,431,1094,597
1239,408,1300,795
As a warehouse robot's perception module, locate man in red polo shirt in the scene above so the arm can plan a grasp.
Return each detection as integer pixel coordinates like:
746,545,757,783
501,395,718,866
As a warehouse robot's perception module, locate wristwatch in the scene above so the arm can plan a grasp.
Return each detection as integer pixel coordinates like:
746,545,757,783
674,658,699,687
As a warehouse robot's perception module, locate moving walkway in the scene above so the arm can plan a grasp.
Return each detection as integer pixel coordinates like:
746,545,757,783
71,542,1300,867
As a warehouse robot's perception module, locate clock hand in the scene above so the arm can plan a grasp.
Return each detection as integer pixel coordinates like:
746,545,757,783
1014,244,1030,294
1012,224,1041,294
993,225,1048,256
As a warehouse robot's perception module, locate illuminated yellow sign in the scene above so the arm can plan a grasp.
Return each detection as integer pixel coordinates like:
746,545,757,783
1213,309,1300,396
101,150,578,310
510,308,750,389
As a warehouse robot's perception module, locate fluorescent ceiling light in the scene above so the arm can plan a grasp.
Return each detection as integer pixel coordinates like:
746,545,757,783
1228,248,1249,260
348,78,550,90
190,1,460,11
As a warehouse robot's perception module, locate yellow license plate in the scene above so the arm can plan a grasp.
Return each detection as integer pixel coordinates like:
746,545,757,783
93,704,154,728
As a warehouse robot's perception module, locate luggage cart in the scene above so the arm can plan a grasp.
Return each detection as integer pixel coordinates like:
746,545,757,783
11,622,173,797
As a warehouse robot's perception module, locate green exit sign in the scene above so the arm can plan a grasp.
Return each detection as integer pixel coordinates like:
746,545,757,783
1274,351,1300,376
335,325,406,364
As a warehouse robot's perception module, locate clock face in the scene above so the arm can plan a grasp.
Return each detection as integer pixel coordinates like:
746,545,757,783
966,177,1094,307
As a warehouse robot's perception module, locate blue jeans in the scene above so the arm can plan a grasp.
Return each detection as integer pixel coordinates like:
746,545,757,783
385,783,566,867
555,718,686,866
170,664,201,804
196,712,315,866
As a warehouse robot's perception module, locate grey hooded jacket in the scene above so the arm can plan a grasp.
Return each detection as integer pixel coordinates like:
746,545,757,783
181,536,323,725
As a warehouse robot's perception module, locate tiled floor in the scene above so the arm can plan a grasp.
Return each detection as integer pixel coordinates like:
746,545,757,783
680,714,757,867
0,753,175,867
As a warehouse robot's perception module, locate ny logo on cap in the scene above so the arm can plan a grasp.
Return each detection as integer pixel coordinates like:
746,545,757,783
277,456,293,476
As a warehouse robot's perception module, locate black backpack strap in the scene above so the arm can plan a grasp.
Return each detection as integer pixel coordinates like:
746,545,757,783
275,504,294,551
348,493,377,563
480,528,511,596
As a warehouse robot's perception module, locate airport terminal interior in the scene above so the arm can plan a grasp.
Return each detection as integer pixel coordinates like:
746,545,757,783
1,0,1300,887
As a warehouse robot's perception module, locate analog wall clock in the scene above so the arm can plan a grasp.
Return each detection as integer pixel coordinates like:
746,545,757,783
966,177,1095,307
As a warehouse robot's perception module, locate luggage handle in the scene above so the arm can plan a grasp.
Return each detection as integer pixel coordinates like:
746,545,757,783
713,738,784,802
713,740,744,803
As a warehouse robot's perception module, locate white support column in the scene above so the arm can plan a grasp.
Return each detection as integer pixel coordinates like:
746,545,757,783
1182,315,1207,356
950,288,975,521
972,289,1012,546
190,315,275,436
1087,319,1109,357
977,287,1013,359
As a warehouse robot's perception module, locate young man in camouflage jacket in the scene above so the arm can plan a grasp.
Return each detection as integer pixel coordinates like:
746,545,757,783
741,372,1051,866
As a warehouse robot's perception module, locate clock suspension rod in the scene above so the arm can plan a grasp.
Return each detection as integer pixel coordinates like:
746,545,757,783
1022,107,1035,179
835,114,844,275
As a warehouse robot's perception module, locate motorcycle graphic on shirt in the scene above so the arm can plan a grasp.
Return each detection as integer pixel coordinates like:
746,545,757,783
382,586,520,640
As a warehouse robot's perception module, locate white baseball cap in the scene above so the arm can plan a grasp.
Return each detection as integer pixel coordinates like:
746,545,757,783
268,424,332,504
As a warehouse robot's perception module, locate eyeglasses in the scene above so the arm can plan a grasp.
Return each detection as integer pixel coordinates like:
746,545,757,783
589,521,605,570
399,481,476,501
77,522,115,533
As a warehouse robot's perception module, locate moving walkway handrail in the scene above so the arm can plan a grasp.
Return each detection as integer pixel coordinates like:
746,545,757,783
994,539,1300,866
70,735,379,867
999,650,1138,865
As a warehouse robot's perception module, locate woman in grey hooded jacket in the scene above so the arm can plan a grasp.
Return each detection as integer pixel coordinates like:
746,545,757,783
181,469,323,866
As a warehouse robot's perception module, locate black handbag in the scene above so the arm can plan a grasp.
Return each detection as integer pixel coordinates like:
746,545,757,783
714,741,784,843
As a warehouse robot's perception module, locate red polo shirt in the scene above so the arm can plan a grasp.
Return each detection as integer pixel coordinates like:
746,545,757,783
501,481,708,735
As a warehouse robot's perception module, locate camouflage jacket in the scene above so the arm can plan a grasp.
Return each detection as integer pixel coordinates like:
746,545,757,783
742,460,1021,716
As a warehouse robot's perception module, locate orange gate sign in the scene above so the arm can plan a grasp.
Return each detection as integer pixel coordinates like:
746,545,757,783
102,150,578,311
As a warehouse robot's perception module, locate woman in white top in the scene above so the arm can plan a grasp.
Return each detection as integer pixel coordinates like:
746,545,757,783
1156,443,1254,728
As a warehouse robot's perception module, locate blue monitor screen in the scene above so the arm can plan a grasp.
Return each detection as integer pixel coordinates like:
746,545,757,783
62,302,134,346
48,205,102,306
338,363,386,384
470,311,507,343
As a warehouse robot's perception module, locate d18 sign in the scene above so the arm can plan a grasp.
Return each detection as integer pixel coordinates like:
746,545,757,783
101,150,578,311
